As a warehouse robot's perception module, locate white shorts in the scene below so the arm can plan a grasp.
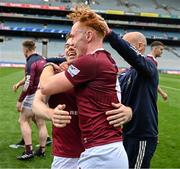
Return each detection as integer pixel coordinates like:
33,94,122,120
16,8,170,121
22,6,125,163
51,156,79,169
78,141,128,169
22,94,35,110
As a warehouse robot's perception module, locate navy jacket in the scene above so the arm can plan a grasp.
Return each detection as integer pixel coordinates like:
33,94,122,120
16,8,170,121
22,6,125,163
106,31,158,138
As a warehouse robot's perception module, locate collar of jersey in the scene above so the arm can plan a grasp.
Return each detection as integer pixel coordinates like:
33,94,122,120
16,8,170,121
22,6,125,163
147,54,157,62
90,48,105,54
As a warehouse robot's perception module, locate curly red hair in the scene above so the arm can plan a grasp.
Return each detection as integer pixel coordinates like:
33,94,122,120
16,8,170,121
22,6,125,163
67,6,107,38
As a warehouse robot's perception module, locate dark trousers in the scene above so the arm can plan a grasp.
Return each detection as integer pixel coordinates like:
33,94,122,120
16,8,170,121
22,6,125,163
123,137,157,169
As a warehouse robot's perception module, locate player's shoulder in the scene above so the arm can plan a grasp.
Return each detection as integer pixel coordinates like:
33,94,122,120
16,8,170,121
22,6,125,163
73,53,95,66
94,49,111,57
72,49,111,68
85,50,111,63
28,54,42,63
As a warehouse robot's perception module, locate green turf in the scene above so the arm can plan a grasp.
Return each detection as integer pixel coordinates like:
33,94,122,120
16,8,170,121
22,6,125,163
151,73,180,168
0,67,52,168
0,68,180,168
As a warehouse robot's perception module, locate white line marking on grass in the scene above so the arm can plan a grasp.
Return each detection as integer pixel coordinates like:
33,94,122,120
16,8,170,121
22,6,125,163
161,85,180,91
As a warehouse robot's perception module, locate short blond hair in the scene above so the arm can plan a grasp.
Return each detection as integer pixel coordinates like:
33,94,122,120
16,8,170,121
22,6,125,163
22,40,36,51
67,6,106,38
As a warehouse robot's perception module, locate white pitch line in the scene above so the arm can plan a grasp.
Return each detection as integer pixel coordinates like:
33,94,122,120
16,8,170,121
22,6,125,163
161,85,180,91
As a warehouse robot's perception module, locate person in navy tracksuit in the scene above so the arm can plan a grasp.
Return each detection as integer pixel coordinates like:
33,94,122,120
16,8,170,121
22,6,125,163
106,30,158,169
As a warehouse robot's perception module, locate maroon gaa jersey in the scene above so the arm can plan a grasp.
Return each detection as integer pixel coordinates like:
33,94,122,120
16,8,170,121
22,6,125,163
18,54,46,102
65,49,122,149
48,91,84,158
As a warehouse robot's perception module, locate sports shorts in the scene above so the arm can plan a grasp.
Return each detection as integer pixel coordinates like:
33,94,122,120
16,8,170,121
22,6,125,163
51,156,79,169
22,94,35,110
78,141,128,169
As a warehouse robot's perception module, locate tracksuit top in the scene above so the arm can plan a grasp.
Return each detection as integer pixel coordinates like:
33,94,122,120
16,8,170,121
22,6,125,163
106,31,159,138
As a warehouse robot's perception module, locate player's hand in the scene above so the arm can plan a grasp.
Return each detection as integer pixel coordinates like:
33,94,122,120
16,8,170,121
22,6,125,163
51,63,61,73
106,103,132,128
162,92,168,101
44,62,61,73
52,104,72,128
12,83,19,92
59,62,69,72
16,101,22,112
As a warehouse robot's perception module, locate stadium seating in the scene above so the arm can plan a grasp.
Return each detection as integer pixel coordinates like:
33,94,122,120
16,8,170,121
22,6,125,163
0,38,65,63
3,21,71,30
1,0,48,5
1,37,180,70
2,21,179,40
0,0,180,70
145,46,180,70
1,0,180,16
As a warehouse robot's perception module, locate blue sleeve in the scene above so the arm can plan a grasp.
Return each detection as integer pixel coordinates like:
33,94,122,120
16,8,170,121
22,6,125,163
46,57,66,64
106,31,157,77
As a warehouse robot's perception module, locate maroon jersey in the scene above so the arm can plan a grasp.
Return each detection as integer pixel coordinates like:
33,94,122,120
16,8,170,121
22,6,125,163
147,55,158,66
65,49,122,149
48,91,84,158
18,54,46,102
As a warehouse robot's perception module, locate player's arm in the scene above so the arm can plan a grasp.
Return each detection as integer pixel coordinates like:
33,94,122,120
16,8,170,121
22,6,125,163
32,89,52,120
13,77,25,92
33,90,71,127
158,85,168,101
40,65,74,96
106,31,157,77
46,57,66,64
106,103,132,128
40,56,95,96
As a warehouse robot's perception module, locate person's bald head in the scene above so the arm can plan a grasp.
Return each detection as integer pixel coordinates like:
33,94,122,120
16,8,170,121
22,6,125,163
123,32,147,54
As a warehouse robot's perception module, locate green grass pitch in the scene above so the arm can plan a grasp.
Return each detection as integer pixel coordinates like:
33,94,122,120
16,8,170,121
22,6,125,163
0,67,180,168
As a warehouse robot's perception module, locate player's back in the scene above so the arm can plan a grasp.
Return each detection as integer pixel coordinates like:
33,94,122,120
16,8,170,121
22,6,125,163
65,50,122,149
25,53,46,94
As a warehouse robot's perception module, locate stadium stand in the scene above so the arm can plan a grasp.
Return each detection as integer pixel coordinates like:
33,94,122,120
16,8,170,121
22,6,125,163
145,46,180,70
1,37,180,70
0,0,180,71
1,21,179,41
0,37,65,63
3,21,71,30
0,0,180,16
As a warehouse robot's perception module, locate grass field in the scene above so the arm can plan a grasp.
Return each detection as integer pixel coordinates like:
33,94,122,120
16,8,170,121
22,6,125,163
0,67,180,168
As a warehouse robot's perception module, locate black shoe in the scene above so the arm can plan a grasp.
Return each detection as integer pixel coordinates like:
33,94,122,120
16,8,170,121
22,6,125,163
9,139,25,149
33,148,45,157
46,137,52,146
35,137,52,147
17,151,34,160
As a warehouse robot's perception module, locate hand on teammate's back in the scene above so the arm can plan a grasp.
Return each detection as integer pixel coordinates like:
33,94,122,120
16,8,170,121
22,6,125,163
106,103,132,128
52,104,72,128
51,63,62,73
59,62,69,72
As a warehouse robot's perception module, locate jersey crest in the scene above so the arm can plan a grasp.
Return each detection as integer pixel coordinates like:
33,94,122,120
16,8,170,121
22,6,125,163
67,65,80,77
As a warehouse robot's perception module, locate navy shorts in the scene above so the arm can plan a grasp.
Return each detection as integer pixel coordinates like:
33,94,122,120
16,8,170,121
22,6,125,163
123,137,157,169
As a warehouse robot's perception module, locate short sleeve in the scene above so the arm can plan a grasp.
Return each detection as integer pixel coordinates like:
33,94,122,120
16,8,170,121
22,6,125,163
65,54,96,86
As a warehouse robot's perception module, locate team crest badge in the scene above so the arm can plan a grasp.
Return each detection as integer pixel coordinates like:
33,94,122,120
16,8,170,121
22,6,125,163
67,65,80,77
